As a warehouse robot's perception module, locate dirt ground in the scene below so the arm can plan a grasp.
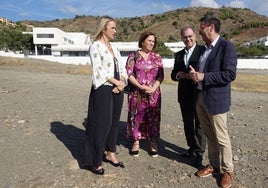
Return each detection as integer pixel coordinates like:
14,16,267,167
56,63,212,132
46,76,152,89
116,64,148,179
0,58,267,188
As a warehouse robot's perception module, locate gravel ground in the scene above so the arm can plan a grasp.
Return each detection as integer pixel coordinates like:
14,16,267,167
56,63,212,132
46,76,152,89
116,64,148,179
0,58,267,188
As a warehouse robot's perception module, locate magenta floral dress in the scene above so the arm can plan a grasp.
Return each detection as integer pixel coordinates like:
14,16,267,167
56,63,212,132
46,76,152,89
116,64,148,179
126,51,164,141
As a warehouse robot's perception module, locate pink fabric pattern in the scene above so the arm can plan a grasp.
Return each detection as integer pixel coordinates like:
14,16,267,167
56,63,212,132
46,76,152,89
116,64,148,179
126,51,164,141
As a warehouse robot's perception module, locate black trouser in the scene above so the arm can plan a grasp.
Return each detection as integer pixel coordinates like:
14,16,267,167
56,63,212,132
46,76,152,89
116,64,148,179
84,85,124,167
179,101,206,155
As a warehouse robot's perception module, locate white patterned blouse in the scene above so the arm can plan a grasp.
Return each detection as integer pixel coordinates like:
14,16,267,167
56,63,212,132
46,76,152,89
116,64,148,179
89,40,127,89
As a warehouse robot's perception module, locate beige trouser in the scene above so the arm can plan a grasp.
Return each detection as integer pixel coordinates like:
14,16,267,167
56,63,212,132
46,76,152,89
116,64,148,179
196,92,234,172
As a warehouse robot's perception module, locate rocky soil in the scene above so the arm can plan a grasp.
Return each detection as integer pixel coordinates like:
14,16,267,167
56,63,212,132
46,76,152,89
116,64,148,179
0,58,267,187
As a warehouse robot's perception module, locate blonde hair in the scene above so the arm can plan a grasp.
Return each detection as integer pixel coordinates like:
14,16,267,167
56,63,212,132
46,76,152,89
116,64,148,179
94,15,115,41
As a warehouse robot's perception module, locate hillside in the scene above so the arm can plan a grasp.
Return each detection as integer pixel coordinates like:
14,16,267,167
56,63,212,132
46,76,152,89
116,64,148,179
14,7,268,46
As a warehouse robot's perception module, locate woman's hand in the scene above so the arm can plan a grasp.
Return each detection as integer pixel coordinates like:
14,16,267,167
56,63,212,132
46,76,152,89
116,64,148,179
141,85,151,94
145,80,160,95
116,80,127,92
144,86,155,95
112,87,120,93
109,78,126,93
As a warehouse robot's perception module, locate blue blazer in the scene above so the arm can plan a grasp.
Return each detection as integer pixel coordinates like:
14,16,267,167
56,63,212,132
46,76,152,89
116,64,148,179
200,37,237,114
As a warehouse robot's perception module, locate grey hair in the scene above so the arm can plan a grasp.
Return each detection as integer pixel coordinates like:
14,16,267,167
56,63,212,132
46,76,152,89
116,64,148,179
180,26,195,35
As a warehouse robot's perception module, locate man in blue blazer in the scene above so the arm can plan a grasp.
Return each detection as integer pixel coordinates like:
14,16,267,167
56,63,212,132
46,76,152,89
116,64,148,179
171,26,206,167
189,16,237,188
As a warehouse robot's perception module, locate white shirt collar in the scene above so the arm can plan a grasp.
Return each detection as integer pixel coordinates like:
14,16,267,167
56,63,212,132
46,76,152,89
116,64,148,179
206,35,220,49
185,43,196,53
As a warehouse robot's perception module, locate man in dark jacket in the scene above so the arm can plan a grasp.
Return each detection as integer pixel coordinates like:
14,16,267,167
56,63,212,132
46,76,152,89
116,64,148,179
171,26,206,167
189,16,237,188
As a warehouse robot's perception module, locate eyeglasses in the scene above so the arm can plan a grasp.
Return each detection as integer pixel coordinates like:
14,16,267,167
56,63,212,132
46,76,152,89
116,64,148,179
200,24,210,30
183,35,193,40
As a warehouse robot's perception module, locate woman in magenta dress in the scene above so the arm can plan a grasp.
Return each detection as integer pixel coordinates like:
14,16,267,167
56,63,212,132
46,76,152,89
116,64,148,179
126,31,164,157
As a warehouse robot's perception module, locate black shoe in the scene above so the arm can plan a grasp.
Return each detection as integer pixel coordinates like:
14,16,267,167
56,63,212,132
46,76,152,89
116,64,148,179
150,150,158,158
91,167,104,175
129,150,139,157
103,157,125,168
130,142,139,157
149,140,158,157
181,149,194,158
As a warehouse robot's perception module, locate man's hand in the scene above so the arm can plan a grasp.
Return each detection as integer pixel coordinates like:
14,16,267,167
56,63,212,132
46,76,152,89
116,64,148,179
189,65,204,83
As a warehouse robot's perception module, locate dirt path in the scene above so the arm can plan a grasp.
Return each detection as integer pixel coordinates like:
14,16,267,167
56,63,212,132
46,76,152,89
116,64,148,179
0,60,267,187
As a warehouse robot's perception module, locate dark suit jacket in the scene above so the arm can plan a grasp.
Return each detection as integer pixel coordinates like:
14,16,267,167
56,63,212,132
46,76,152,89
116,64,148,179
171,44,203,104
200,37,237,114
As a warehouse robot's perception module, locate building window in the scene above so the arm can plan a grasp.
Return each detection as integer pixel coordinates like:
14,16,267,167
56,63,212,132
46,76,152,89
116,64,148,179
68,39,74,44
37,34,54,38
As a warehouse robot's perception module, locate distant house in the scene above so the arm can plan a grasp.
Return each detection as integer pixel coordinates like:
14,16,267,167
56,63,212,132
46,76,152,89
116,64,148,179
0,17,16,27
244,36,268,47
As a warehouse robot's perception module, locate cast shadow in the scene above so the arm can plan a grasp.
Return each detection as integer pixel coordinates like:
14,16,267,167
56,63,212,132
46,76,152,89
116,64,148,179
117,120,198,168
50,121,85,168
158,138,195,167
50,120,200,171
117,120,131,147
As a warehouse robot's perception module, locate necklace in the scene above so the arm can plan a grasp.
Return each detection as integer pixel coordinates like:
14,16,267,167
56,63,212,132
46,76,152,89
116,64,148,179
106,44,112,50
100,36,112,50
101,38,114,56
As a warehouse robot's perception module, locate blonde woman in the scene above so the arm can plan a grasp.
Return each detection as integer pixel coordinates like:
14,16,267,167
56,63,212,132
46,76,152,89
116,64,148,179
84,16,127,175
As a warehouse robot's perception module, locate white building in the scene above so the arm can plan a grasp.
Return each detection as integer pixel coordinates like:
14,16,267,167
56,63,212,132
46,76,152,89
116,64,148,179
32,27,91,56
31,27,185,57
244,36,268,47
110,42,139,56
164,42,185,53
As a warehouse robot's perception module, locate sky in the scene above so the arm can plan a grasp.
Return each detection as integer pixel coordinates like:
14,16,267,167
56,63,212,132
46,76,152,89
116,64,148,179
1,0,267,22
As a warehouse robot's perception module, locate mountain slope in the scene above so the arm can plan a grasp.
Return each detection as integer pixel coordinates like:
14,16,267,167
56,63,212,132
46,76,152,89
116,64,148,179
18,7,268,46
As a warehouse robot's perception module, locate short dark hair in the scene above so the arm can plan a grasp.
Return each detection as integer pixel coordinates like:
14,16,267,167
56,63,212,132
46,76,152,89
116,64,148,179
199,15,221,33
138,31,157,49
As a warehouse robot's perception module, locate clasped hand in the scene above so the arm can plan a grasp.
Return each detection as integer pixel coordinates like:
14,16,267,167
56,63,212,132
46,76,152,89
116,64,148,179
189,65,204,83
141,85,155,95
112,80,126,93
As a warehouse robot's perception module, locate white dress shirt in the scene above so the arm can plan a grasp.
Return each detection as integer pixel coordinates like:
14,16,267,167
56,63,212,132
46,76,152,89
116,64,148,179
184,43,196,68
197,35,220,90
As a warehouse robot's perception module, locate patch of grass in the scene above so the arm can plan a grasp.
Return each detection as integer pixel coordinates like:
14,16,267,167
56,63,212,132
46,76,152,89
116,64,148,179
66,65,91,75
1,57,267,93
0,56,25,66
163,69,268,94
232,73,268,93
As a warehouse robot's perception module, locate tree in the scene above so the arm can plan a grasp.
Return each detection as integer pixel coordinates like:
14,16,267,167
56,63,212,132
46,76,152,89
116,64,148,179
0,27,34,52
155,40,173,58
237,44,267,57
